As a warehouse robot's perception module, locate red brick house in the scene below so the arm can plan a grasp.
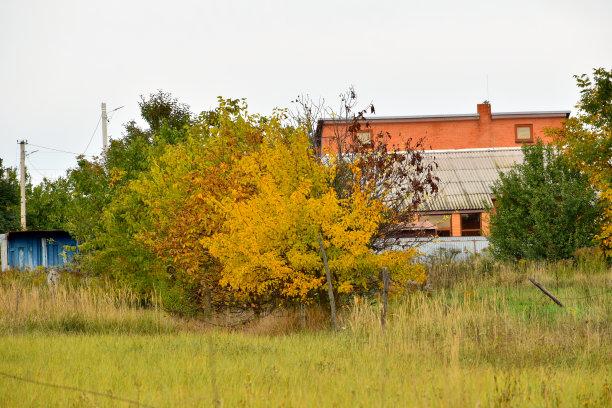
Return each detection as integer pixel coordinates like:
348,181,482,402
315,103,569,237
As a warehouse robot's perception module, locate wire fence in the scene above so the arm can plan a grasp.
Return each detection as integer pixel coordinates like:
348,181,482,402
560,289,612,301
0,371,155,407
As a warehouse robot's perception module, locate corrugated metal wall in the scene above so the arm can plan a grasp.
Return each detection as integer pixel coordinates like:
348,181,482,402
400,237,490,261
2,230,77,271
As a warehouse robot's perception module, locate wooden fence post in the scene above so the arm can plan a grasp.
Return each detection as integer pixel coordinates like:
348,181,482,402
318,235,338,332
381,267,390,329
528,277,564,307
300,302,306,327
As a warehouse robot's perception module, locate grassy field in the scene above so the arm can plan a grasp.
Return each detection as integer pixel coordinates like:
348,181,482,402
0,258,611,407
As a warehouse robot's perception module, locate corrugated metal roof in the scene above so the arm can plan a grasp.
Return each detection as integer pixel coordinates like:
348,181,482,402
419,148,524,211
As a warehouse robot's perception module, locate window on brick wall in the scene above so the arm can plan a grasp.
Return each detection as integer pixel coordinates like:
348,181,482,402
356,130,372,144
420,214,451,237
461,213,481,236
515,124,533,143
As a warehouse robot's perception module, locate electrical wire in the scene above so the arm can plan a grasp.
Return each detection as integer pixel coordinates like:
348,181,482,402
27,143,81,156
81,114,102,155
19,106,121,160
14,144,19,169
26,157,46,180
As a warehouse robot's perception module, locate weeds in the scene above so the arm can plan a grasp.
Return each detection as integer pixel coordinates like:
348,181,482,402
0,258,610,406
0,271,179,335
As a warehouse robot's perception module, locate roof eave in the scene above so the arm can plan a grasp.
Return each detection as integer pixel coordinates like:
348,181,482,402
318,110,571,124
492,111,571,120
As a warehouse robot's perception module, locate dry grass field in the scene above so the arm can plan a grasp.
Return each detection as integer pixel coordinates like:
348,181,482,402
0,257,610,407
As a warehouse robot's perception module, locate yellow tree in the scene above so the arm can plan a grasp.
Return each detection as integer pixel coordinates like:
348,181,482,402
132,98,425,312
131,98,266,307
205,113,425,304
551,68,612,256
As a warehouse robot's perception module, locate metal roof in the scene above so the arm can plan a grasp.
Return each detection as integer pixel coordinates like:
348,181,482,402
418,148,524,211
319,113,479,121
318,110,570,123
492,111,570,118
3,229,72,238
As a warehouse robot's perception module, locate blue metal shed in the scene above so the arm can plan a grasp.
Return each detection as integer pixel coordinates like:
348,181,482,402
0,230,78,271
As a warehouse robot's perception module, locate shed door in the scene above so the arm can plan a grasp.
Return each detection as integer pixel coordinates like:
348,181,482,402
19,247,25,269
9,246,27,270
47,243,63,267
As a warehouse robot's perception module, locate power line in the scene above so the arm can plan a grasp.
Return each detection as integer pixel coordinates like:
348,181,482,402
82,114,103,156
26,157,47,179
14,144,20,169
18,105,122,160
26,157,66,182
27,143,82,156
23,168,69,171
107,105,124,122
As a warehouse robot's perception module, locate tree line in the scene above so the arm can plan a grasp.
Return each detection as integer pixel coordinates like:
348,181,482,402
489,67,611,260
1,67,610,314
1,90,439,314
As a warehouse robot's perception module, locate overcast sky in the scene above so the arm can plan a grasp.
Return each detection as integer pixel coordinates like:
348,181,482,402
1,0,611,185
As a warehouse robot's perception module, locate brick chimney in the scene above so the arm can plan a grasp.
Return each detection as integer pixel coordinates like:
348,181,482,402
477,102,492,146
477,102,491,119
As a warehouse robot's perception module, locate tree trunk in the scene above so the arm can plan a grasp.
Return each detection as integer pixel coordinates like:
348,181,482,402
381,267,390,329
317,235,338,332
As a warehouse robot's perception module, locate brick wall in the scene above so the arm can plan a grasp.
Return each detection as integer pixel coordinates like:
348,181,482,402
481,212,490,236
318,103,567,238
319,103,567,152
451,213,462,237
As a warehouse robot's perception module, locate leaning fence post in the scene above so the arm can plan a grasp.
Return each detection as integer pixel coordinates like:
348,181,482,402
381,267,390,329
528,277,564,307
317,235,338,332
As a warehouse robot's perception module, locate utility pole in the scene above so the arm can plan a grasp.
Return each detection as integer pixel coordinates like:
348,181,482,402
101,102,108,150
19,140,26,229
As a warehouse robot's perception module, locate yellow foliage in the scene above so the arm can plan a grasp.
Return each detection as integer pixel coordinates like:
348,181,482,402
108,168,127,187
549,70,612,257
595,185,612,256
132,99,425,304
206,119,424,301
551,116,612,257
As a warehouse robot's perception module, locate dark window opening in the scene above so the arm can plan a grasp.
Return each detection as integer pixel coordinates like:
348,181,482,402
390,229,436,238
461,213,481,236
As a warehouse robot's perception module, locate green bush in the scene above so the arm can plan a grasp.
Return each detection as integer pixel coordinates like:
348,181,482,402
488,141,600,261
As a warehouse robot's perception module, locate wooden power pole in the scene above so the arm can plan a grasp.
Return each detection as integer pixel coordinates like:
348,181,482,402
19,140,26,229
101,102,108,150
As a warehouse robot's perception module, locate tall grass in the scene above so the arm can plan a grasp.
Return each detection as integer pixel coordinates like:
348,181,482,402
0,258,610,406
0,271,181,335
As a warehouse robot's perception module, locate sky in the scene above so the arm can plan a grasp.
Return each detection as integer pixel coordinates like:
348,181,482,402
1,0,611,185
